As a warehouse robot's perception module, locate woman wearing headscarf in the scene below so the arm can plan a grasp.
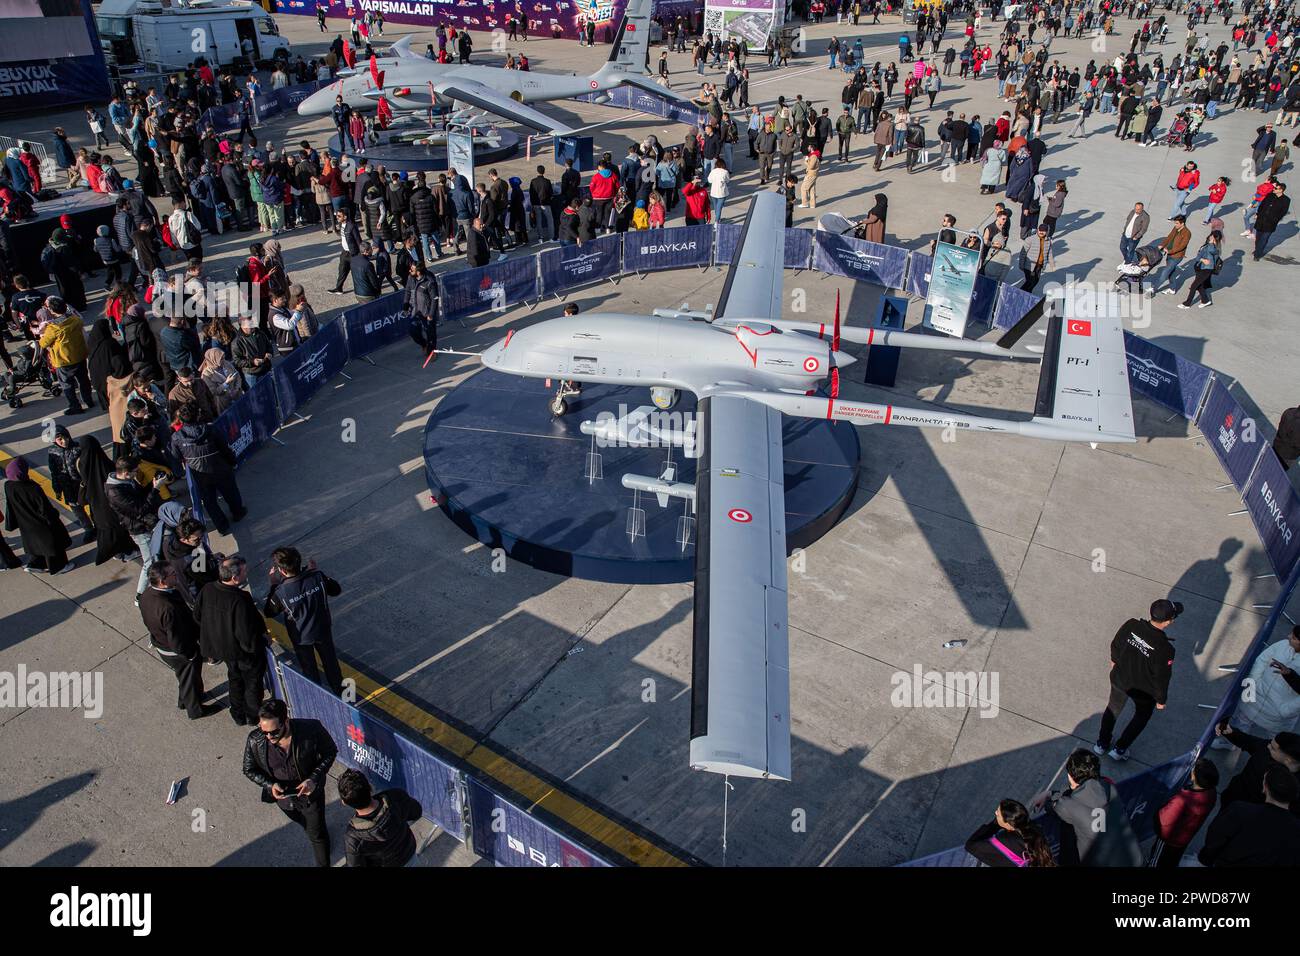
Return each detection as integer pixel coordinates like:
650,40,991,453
1005,145,1035,204
77,435,134,565
85,318,131,411
148,500,189,563
260,238,291,300
4,147,33,197
858,193,888,243
135,138,163,197
199,347,244,414
4,458,73,574
507,176,529,246
980,139,1007,195
40,229,87,311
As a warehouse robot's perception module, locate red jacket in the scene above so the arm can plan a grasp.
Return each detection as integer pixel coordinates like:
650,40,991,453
682,181,710,221
1175,168,1200,191
1154,787,1216,848
1208,182,1228,204
588,168,618,201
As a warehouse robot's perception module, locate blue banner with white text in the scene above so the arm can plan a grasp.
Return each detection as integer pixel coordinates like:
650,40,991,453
623,224,712,273
343,291,408,359
714,224,813,270
279,664,465,840
213,372,281,467
273,318,350,420
1242,449,1300,580
811,232,909,289
466,776,612,867
1121,332,1213,421
1197,378,1264,492
538,233,623,295
438,256,539,322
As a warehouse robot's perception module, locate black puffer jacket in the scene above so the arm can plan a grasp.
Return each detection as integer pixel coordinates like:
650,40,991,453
408,185,438,236
362,191,393,241
171,422,236,476
344,789,423,867
104,475,161,536
403,273,438,319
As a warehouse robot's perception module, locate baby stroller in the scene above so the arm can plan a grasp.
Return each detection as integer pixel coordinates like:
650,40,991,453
1114,244,1163,294
1165,115,1188,148
2,342,61,409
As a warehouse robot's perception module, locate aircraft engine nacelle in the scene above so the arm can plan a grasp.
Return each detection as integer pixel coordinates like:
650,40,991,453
592,92,612,104
651,386,678,410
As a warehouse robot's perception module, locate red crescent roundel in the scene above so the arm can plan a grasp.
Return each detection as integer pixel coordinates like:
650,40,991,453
728,508,753,523
803,356,820,373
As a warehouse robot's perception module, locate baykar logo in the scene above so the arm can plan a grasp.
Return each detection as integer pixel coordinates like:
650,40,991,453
50,887,151,936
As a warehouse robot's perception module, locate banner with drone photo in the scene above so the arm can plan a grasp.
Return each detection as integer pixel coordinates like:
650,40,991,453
703,0,783,49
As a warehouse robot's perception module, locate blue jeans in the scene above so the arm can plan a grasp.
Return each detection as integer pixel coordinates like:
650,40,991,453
711,195,725,221
1201,202,1220,224
856,107,870,132
243,371,263,389
722,142,734,169
1119,235,1139,264
829,52,838,68
1170,188,1191,218
1154,257,1183,290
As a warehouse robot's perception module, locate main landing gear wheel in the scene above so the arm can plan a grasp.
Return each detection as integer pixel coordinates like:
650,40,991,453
550,395,568,416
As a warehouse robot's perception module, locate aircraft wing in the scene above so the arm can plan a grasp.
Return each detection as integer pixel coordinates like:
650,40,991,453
689,392,792,780
715,191,787,323
434,79,575,134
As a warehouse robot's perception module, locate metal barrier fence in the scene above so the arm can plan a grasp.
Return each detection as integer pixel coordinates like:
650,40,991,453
212,223,1300,868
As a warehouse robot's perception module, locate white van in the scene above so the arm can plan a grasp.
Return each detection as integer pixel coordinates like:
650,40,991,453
97,0,291,72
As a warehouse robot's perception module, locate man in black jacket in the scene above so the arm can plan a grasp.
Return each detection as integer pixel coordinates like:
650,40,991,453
231,314,273,388
105,456,168,601
1252,182,1290,261
528,165,554,241
1212,724,1300,814
350,243,381,302
1274,404,1300,471
559,157,581,206
1095,598,1181,761
171,402,246,535
140,564,219,719
243,698,337,867
339,768,422,867
465,217,490,267
327,209,363,294
263,547,344,696
196,555,268,725
1199,769,1300,866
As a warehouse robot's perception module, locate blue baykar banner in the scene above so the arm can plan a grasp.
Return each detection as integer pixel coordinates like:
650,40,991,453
215,372,281,466
278,665,465,840
439,257,538,323
1197,378,1264,492
990,284,1042,332
715,225,815,269
1243,449,1300,579
343,291,407,359
1122,332,1213,421
623,224,712,272
539,233,622,295
811,232,909,289
904,252,933,299
466,777,612,868
273,319,350,420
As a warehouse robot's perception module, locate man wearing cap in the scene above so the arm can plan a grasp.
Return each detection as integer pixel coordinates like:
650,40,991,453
1095,599,1182,761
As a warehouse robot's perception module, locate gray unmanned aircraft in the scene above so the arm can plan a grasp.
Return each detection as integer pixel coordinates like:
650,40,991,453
296,0,695,135
477,191,1137,782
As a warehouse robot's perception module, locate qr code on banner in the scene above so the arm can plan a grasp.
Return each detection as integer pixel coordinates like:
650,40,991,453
703,9,724,32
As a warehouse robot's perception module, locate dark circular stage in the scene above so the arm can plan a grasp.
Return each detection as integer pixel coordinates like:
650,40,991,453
328,122,520,172
423,370,862,584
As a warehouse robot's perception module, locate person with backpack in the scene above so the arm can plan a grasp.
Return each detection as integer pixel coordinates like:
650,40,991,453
171,401,245,534
167,202,203,266
1177,231,1223,309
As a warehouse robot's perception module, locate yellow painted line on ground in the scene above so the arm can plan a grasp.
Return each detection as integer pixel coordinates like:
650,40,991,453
0,448,68,510
267,621,690,867
2,439,688,866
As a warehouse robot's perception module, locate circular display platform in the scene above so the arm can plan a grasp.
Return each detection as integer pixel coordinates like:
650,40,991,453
328,124,520,172
423,370,862,584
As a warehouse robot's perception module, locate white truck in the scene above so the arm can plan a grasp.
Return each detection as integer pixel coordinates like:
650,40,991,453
96,0,291,72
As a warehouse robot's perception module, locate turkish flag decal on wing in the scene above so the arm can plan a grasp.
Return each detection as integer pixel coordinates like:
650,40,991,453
1067,319,1092,336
